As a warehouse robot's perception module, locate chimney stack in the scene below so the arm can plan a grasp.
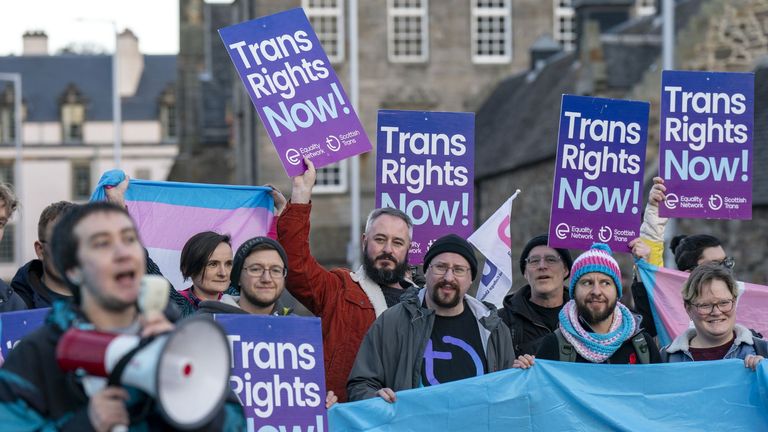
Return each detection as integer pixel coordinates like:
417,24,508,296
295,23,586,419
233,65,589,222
23,31,48,56
117,29,144,97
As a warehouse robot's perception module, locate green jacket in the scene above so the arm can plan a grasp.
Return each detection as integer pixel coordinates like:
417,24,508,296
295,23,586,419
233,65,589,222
347,287,515,401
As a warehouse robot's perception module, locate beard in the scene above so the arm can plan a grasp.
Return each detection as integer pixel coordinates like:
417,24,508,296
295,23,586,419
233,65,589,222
430,279,462,309
576,295,617,325
83,283,135,313
363,250,408,287
241,284,280,309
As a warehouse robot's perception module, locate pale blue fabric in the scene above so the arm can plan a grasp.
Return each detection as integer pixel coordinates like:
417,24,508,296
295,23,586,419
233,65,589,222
329,359,768,431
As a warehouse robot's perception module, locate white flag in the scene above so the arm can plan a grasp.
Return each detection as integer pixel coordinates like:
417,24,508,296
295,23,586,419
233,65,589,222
468,191,520,308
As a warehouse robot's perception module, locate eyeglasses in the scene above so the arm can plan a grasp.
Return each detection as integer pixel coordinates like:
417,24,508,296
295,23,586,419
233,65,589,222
712,257,735,270
244,265,286,279
429,263,470,278
525,255,562,266
688,298,736,315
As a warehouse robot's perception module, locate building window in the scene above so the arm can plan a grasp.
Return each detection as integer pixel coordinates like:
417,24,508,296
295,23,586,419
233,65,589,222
0,162,14,186
636,0,657,16
72,161,92,202
313,160,348,194
304,0,345,63
388,0,429,63
0,84,15,145
553,0,576,52
471,0,512,64
0,223,14,263
59,84,86,144
159,84,177,142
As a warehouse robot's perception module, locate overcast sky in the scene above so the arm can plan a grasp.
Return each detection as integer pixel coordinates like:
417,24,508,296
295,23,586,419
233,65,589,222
0,0,183,55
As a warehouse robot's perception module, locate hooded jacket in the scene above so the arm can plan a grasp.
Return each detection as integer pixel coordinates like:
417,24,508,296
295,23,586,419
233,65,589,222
197,294,294,316
662,324,768,362
0,301,245,431
346,287,515,402
498,284,569,356
11,259,71,309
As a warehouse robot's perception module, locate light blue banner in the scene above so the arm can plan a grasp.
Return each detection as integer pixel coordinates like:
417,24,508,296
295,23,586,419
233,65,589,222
329,359,768,431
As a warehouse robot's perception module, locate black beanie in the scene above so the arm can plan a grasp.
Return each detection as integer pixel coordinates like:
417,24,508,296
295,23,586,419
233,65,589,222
422,234,478,279
231,236,288,286
519,235,573,274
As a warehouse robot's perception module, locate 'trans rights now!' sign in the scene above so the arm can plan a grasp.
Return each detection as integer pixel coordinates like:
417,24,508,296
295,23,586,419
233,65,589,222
219,8,371,176
375,110,474,263
549,95,649,252
659,70,753,219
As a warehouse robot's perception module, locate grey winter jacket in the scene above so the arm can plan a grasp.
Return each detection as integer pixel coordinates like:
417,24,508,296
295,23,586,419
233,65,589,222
662,324,767,362
346,287,515,401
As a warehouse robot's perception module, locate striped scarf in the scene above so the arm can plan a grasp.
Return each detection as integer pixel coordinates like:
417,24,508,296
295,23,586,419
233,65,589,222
558,299,638,363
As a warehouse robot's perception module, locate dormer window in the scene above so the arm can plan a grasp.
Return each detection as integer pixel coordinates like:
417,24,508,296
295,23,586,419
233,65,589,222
60,84,86,144
159,84,177,142
0,84,15,145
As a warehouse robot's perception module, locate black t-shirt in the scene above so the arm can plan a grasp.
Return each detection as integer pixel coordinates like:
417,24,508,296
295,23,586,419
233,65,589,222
527,299,561,332
381,286,405,308
420,303,488,386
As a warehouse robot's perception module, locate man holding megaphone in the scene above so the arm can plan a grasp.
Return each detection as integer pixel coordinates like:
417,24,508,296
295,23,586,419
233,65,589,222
0,202,245,431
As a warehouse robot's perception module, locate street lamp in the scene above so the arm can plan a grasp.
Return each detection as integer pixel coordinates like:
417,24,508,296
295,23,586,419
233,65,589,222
76,18,122,169
0,72,24,267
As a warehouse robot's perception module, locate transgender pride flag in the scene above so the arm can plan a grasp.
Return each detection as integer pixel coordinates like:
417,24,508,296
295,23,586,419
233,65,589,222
636,259,768,347
91,170,273,290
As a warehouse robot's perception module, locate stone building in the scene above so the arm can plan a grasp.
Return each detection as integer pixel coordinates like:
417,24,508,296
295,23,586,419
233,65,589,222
475,0,768,295
0,30,178,278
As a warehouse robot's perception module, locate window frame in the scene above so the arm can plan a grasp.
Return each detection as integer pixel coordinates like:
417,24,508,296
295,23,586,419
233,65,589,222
303,0,346,64
470,0,513,64
387,0,430,63
313,159,348,194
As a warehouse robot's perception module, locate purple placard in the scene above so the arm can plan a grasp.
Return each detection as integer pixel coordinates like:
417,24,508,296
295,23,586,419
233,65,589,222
375,110,474,263
219,8,371,176
214,314,326,432
549,95,649,252
0,308,48,364
659,71,753,219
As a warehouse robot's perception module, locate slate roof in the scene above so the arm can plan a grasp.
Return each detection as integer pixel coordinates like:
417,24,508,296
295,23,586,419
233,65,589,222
475,52,579,180
0,54,176,122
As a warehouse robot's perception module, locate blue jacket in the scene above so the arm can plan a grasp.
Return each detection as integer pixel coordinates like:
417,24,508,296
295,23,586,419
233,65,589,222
0,301,245,431
661,324,767,362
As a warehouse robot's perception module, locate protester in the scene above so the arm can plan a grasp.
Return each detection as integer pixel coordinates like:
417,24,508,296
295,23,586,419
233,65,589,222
630,177,735,337
347,234,515,402
498,235,572,356
661,263,765,369
277,158,418,402
514,243,660,367
12,201,76,309
0,202,245,430
197,236,339,408
176,231,234,316
0,182,27,312
198,236,292,316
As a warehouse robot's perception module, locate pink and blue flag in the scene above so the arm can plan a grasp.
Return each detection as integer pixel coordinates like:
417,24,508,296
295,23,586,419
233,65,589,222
635,259,768,347
91,170,273,290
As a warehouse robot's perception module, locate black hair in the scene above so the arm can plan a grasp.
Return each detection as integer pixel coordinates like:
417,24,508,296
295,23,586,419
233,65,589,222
50,202,133,301
179,231,232,281
671,234,723,271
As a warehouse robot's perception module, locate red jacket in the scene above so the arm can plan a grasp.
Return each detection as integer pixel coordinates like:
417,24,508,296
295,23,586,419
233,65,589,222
278,203,387,402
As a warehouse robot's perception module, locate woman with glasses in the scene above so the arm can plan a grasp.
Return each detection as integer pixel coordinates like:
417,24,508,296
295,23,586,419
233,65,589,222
660,263,766,369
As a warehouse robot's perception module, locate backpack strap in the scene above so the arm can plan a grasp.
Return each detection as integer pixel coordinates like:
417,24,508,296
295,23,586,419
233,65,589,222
630,333,651,364
554,328,577,362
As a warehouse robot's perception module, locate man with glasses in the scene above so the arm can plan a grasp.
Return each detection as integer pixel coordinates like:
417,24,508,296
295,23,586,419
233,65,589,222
499,235,573,356
198,236,294,316
347,234,515,402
